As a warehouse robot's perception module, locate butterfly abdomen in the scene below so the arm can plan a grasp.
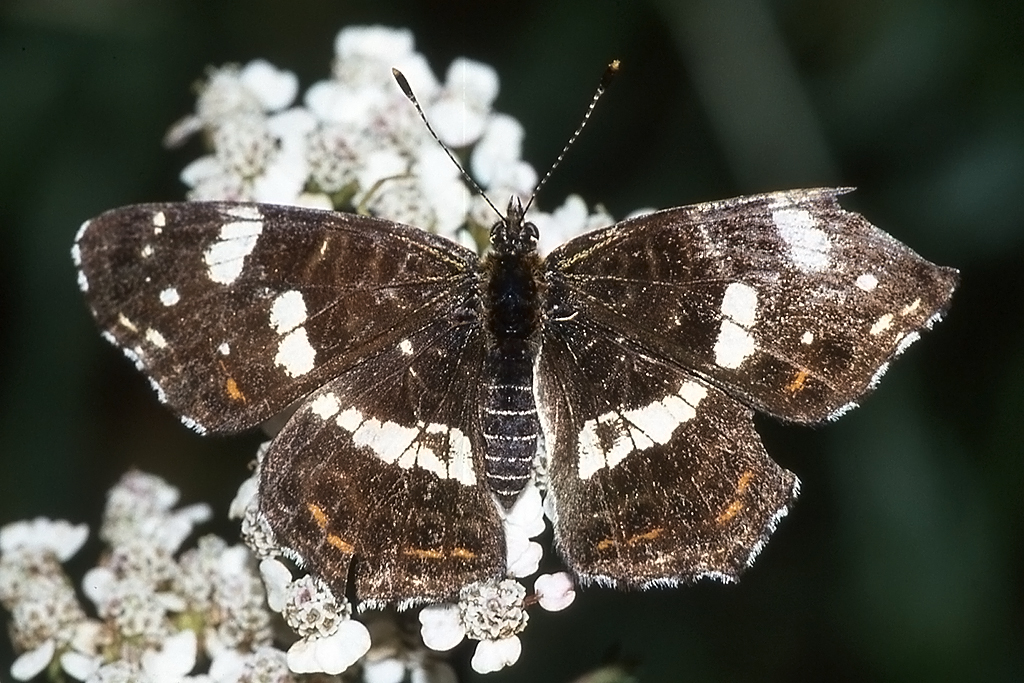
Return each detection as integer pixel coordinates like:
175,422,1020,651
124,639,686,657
480,249,544,507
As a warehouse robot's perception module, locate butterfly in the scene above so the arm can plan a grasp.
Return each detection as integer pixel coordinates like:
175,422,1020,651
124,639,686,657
73,180,958,607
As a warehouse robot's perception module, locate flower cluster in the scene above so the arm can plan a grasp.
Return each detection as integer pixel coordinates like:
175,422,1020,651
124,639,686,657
0,471,278,682
166,24,614,254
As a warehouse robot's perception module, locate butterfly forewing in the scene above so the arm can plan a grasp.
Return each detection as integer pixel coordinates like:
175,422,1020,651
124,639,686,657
544,188,959,423
75,202,477,433
536,315,798,586
260,307,505,606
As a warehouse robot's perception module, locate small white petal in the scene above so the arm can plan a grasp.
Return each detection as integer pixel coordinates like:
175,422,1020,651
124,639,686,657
470,114,526,188
285,638,319,674
228,476,258,519
534,572,576,612
362,657,406,683
0,518,89,561
253,151,309,205
335,25,414,61
241,60,299,112
60,651,101,680
506,540,543,578
11,640,55,681
295,192,335,210
142,630,198,678
207,648,245,683
81,566,116,607
470,636,522,674
356,148,408,195
267,108,317,150
444,58,499,108
287,621,370,675
419,604,465,651
259,558,293,613
503,483,545,537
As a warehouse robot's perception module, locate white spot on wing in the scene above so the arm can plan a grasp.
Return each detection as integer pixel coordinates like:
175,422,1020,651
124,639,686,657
141,244,154,258
720,282,758,327
773,208,831,272
902,299,921,316
153,211,166,228
77,269,89,293
577,380,708,479
269,291,307,334
399,339,414,355
275,327,315,377
714,283,758,369
145,328,167,348
159,287,180,306
855,273,878,291
204,220,263,285
218,342,230,356
225,205,263,221
801,330,814,345
334,410,476,485
70,243,82,267
869,313,894,335
310,393,340,420
714,321,756,369
117,313,138,333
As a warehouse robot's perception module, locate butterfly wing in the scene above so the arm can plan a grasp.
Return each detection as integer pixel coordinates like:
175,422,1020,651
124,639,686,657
539,188,955,584
536,314,797,586
74,201,478,433
543,188,958,424
260,305,505,607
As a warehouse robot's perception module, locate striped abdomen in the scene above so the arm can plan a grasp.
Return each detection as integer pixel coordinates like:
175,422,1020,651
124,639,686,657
481,342,540,506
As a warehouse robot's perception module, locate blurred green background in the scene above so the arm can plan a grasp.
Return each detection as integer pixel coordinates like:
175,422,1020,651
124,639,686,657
1,0,1021,680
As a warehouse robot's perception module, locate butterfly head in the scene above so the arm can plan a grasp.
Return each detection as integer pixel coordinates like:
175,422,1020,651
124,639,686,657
490,196,539,256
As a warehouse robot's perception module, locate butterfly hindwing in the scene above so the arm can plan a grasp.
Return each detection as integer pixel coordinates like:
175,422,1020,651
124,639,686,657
536,313,798,586
260,300,506,606
544,188,959,423
74,201,477,433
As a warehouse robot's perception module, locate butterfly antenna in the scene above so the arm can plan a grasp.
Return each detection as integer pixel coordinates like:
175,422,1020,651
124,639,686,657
392,68,503,220
524,59,620,214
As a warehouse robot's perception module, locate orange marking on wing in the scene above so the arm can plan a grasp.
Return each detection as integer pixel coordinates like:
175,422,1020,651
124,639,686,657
717,500,744,524
403,547,446,560
717,470,755,524
225,376,245,402
786,368,811,393
451,547,477,560
306,503,355,553
220,360,246,402
596,527,665,551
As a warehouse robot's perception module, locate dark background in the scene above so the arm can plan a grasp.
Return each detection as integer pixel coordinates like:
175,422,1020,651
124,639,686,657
1,0,1021,680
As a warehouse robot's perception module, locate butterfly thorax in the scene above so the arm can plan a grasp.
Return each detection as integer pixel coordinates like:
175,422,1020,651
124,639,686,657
478,199,545,508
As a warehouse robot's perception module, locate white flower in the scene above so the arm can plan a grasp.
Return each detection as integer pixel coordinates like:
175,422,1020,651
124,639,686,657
0,518,89,562
418,604,464,651
10,639,55,681
285,619,371,675
470,636,522,674
534,572,576,612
